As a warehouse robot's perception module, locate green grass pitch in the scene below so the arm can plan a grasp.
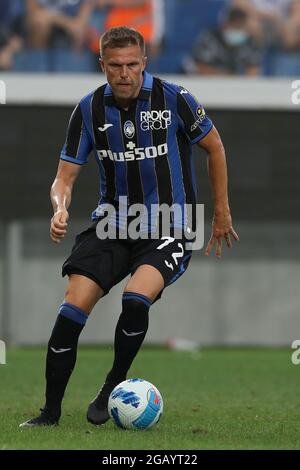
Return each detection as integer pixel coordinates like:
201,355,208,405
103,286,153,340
0,347,300,450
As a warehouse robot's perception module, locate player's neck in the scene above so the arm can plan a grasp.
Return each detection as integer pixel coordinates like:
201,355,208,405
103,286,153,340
114,97,131,111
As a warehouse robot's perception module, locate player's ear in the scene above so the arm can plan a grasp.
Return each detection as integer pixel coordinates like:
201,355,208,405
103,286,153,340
99,58,105,73
142,56,147,70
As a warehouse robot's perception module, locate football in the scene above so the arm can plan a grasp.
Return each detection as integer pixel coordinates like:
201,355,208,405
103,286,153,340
108,378,163,430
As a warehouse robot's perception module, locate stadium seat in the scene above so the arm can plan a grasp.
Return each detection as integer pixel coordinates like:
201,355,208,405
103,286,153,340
166,0,227,48
50,48,96,73
153,0,228,73
12,49,49,72
271,52,300,77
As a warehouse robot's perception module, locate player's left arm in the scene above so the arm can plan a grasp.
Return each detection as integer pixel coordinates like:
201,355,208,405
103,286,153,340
196,126,239,258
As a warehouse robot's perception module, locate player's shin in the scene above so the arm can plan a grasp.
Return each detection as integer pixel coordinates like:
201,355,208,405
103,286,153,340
106,292,152,385
44,302,88,418
87,292,152,425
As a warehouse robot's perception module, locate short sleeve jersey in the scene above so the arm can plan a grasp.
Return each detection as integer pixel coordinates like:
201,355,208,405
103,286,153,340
60,71,213,228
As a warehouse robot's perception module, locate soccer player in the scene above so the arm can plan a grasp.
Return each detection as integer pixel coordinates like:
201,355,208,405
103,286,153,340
19,26,238,428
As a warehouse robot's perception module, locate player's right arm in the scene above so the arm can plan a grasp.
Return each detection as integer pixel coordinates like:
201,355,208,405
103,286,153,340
50,161,81,244
50,103,92,243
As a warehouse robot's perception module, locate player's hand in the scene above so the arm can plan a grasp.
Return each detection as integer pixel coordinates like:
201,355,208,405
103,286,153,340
50,209,69,244
205,211,239,258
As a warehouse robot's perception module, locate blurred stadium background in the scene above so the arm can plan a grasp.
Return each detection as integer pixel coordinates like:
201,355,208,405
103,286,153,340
0,0,299,348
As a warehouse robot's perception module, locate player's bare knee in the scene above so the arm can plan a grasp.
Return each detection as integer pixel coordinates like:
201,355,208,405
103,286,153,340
125,265,164,301
64,288,97,315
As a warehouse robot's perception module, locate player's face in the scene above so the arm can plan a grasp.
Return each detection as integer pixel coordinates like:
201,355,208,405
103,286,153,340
100,45,147,105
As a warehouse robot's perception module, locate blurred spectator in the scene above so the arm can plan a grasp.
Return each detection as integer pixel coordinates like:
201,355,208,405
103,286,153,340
26,0,94,51
232,0,293,45
282,0,300,51
183,7,262,76
234,0,292,17
0,0,24,70
88,0,165,59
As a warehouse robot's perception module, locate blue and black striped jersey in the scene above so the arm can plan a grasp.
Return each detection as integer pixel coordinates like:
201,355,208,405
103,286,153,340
60,71,213,228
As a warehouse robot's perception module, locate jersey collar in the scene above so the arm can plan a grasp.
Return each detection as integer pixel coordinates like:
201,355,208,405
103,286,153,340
104,71,153,106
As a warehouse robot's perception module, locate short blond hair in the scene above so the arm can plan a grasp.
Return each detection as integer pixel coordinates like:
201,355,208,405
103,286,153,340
100,26,146,57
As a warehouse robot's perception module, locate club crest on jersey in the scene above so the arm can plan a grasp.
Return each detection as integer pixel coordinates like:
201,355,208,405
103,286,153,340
124,120,135,139
140,110,172,131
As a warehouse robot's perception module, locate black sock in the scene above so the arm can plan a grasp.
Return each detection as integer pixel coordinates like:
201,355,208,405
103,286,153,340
44,303,88,417
106,292,152,385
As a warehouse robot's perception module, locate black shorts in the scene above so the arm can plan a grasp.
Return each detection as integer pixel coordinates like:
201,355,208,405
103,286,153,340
62,219,192,300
